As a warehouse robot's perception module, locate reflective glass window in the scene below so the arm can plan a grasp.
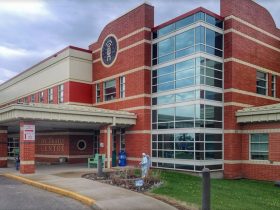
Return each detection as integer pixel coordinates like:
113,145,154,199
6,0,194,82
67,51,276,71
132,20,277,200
158,73,174,84
175,29,195,50
157,94,175,105
158,82,174,92
175,105,195,121
158,24,175,37
158,37,174,57
205,105,222,121
205,59,222,70
205,91,222,101
176,78,195,88
158,108,175,122
176,91,195,102
175,15,194,29
158,53,174,64
195,26,205,44
194,12,205,21
175,47,194,58
206,14,223,29
205,68,222,79
176,68,195,79
175,133,194,141
206,28,223,50
158,65,174,76
176,59,194,71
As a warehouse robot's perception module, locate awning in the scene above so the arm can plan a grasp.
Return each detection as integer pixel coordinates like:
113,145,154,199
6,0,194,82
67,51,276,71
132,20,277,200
236,103,280,123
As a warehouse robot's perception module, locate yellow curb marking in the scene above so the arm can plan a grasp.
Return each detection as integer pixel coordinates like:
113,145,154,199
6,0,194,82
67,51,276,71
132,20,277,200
3,173,96,207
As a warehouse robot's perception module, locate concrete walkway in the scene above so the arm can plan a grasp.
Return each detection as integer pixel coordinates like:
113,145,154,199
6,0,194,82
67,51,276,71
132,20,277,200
0,164,177,210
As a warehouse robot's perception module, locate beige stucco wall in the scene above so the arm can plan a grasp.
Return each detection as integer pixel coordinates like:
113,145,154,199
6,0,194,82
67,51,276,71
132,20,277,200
0,48,92,106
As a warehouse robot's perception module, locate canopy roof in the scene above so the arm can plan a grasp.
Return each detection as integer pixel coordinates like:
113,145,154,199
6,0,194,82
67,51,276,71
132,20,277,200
0,103,136,132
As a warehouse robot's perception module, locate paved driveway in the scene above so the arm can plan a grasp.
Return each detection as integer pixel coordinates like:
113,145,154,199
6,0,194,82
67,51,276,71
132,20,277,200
0,175,91,210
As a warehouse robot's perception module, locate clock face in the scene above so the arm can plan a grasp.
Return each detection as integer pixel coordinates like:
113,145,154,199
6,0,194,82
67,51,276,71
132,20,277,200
101,35,118,67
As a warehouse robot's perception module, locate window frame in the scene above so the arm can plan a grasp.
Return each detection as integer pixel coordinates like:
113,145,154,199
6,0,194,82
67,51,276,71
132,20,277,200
256,71,267,96
104,79,116,102
96,83,101,103
39,91,44,103
249,133,269,161
48,88,53,104
31,94,35,103
58,84,64,104
120,76,125,98
272,75,276,97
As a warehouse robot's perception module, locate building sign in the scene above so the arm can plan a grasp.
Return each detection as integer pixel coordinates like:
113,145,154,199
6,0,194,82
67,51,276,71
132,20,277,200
101,35,118,67
23,125,35,141
36,138,64,153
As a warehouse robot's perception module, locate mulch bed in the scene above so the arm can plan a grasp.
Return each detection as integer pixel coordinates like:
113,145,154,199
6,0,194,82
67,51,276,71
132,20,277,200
82,171,161,192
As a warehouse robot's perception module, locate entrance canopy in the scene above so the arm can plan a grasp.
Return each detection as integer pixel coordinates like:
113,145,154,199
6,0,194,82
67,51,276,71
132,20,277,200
0,103,136,131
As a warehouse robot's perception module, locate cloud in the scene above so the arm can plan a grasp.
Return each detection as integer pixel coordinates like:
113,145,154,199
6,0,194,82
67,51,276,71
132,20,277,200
0,0,55,21
0,44,66,59
0,67,18,84
0,46,30,58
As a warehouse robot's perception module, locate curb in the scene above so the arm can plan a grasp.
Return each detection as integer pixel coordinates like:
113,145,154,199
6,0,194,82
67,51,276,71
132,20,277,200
3,173,99,209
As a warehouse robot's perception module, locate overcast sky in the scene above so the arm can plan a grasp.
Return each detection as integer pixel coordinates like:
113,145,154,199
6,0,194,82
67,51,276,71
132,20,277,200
0,0,279,84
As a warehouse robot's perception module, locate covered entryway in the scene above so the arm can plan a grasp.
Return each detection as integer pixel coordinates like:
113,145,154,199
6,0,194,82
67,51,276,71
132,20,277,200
0,103,136,174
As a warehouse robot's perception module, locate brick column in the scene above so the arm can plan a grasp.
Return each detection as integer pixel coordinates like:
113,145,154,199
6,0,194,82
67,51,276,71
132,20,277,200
0,127,8,168
20,121,35,174
99,125,112,168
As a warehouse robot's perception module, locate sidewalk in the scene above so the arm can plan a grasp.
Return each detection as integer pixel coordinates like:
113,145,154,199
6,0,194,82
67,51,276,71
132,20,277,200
0,164,177,210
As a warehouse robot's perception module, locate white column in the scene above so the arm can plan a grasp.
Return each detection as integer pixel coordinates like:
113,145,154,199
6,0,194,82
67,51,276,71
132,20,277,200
107,126,111,168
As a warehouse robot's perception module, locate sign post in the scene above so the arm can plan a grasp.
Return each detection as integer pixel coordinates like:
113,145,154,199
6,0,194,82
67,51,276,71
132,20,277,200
23,125,35,141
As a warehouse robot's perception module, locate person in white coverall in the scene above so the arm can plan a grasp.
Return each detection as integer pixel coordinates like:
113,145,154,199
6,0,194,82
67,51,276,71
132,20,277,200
140,153,148,178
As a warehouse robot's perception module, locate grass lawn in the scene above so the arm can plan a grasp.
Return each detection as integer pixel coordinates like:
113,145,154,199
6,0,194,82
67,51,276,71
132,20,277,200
151,170,280,210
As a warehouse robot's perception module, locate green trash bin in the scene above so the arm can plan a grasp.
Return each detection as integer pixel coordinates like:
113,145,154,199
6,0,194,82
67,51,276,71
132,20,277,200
112,150,117,167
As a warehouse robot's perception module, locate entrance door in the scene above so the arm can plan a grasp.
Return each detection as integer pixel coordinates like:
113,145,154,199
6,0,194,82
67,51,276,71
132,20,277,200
7,137,19,159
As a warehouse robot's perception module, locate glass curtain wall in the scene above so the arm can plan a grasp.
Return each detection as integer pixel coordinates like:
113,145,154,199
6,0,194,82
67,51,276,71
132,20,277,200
151,11,223,172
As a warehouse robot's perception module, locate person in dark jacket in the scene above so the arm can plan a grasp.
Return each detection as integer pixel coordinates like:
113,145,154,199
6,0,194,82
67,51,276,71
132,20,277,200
15,155,20,170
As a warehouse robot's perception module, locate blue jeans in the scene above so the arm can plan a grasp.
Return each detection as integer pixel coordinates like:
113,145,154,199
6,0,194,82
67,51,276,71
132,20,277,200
16,161,20,170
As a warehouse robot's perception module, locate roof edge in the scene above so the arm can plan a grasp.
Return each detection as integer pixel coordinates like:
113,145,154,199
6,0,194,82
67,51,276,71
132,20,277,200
153,7,224,32
0,46,92,89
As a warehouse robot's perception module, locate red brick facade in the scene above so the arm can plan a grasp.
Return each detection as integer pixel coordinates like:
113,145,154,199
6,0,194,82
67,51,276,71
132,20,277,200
0,127,8,167
89,4,154,164
35,134,94,164
20,121,35,174
0,1,279,181
222,0,280,180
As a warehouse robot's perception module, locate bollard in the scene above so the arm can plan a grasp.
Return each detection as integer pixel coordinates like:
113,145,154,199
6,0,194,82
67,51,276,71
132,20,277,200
97,155,103,177
202,168,210,210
